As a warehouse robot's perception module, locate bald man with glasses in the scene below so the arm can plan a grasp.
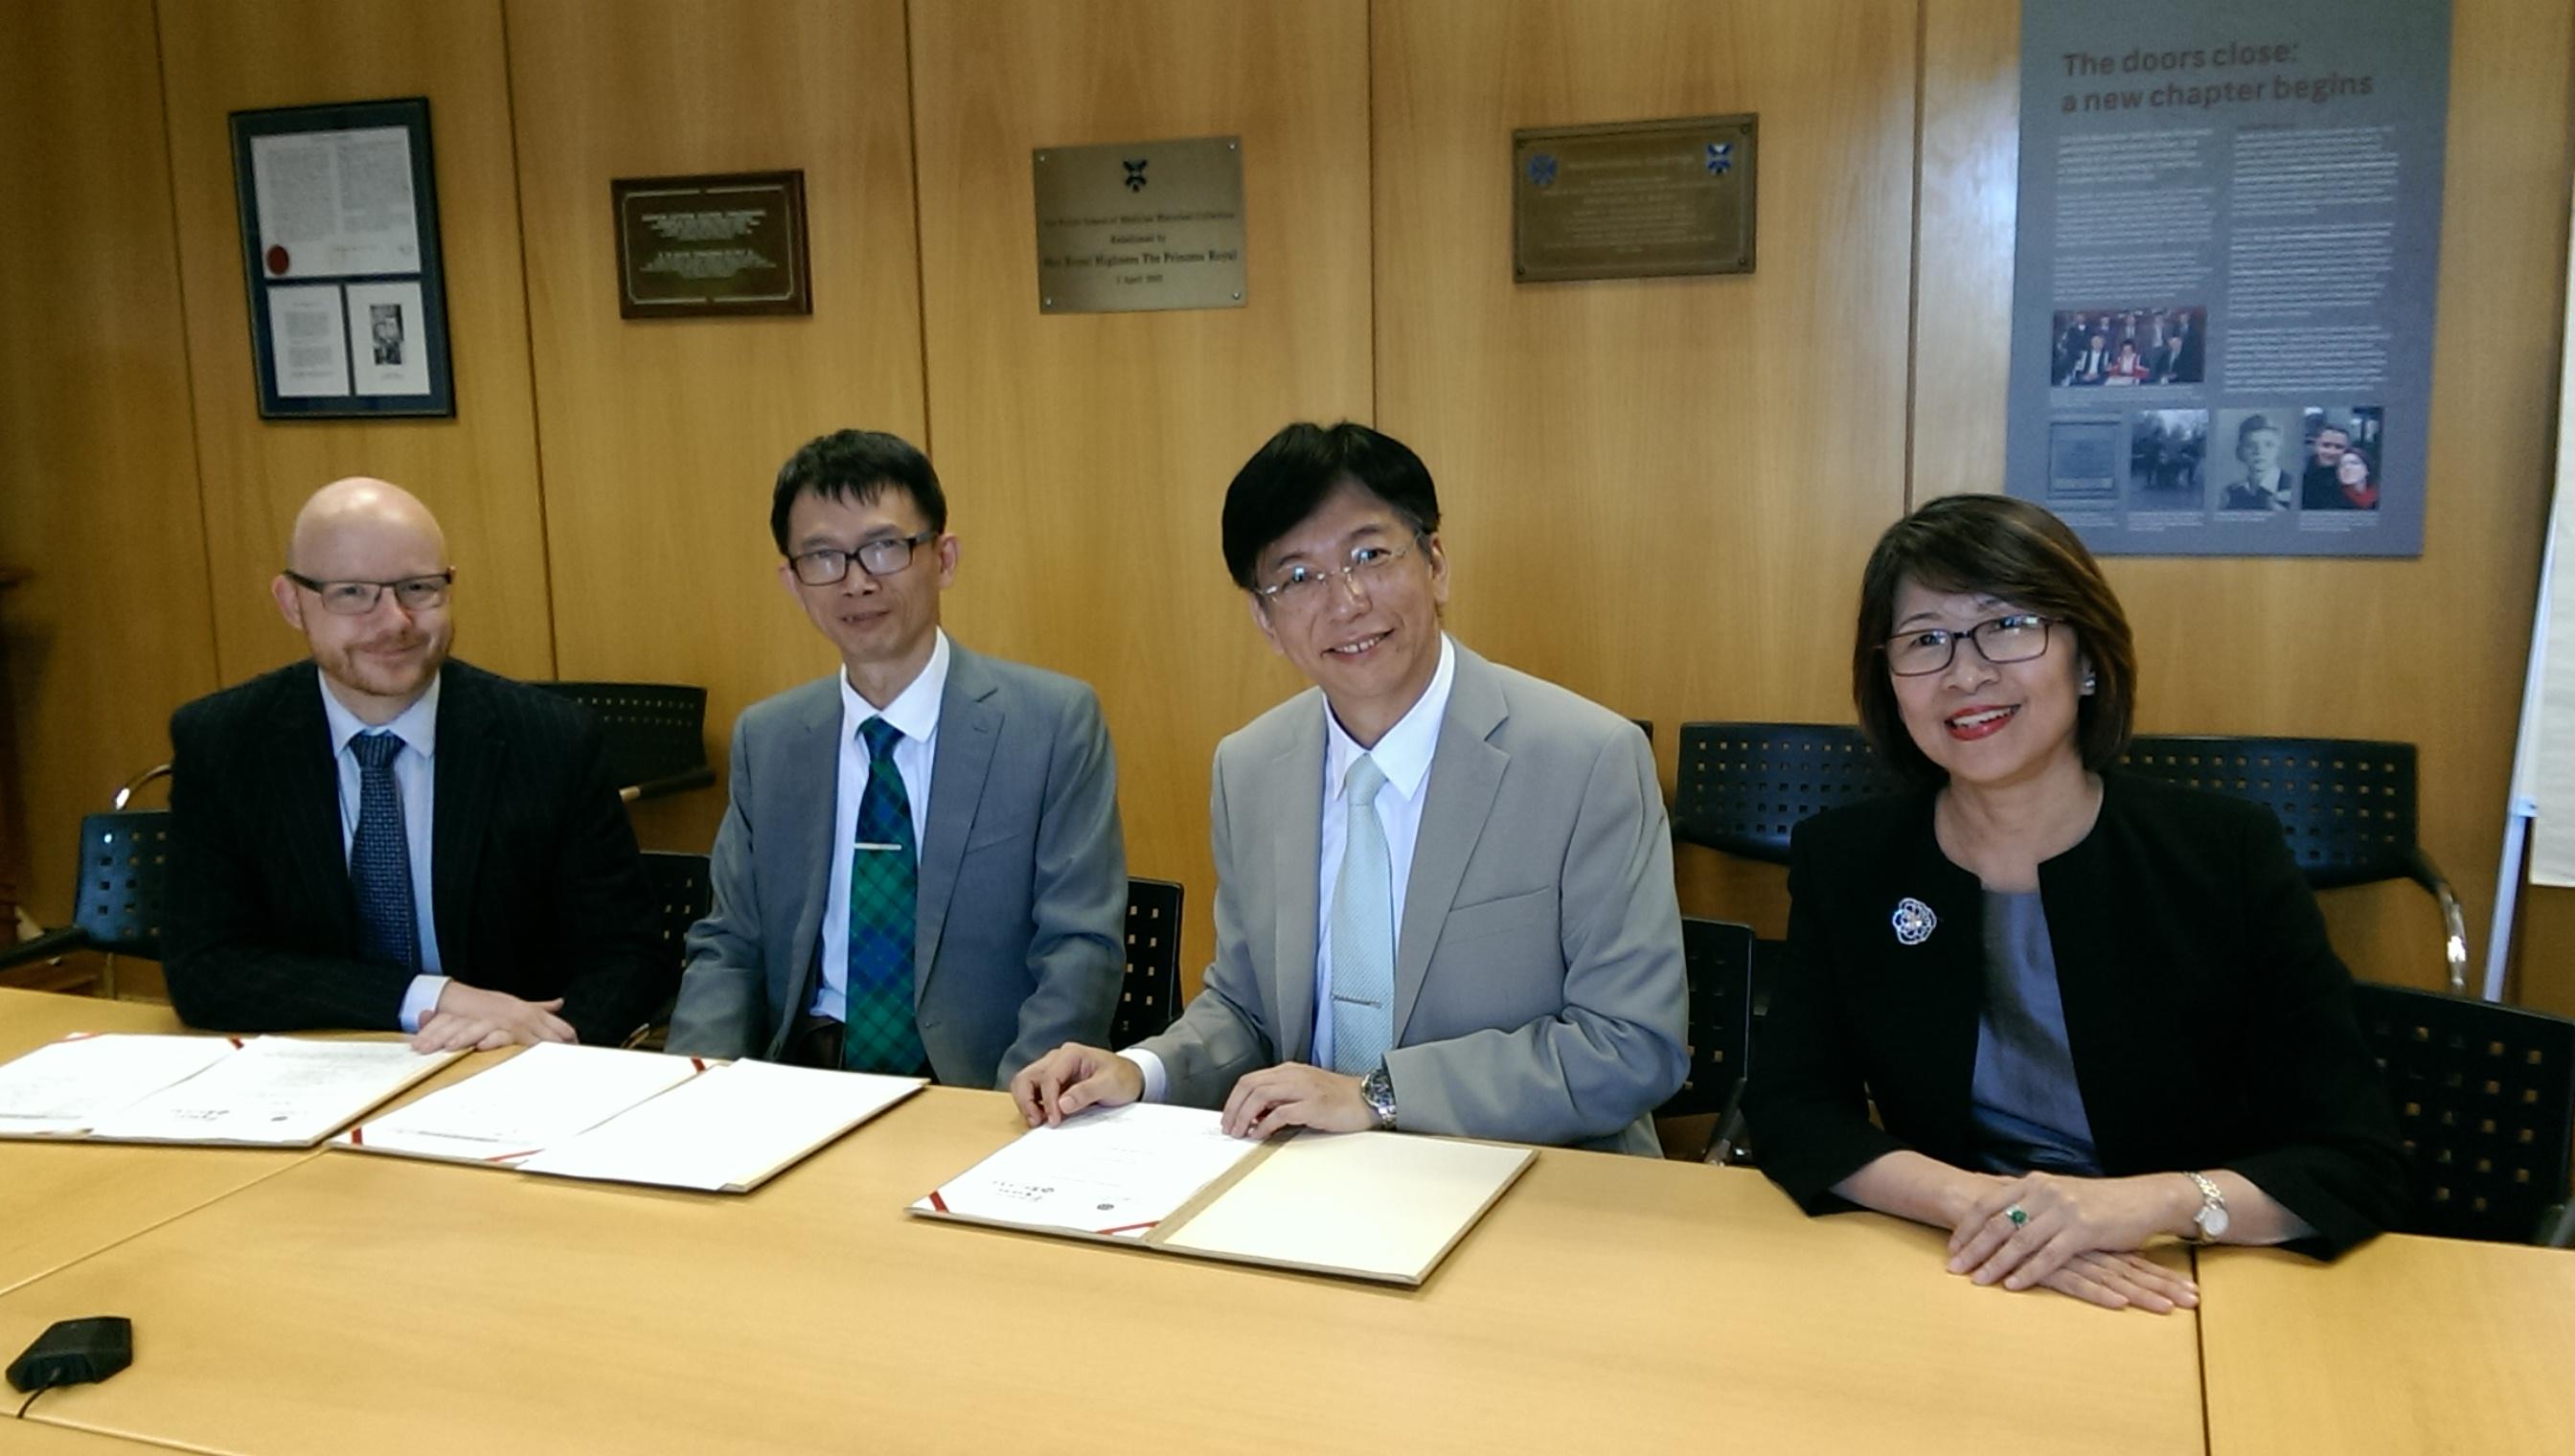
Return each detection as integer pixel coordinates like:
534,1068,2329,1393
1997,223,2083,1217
664,429,1125,1089
164,477,670,1049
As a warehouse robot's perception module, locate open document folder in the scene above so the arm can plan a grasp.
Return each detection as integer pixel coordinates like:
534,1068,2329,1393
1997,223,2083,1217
0,1033,454,1147
913,1103,1535,1286
337,1047,923,1194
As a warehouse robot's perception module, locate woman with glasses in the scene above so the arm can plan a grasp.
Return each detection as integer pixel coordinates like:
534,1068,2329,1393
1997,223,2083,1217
1743,494,2406,1312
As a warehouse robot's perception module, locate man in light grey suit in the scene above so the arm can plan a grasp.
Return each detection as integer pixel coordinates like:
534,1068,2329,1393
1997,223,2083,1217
1013,422,1685,1153
667,430,1125,1088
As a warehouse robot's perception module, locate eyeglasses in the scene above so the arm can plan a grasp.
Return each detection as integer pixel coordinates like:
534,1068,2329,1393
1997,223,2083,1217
284,570,454,616
1881,614,2061,676
1253,541,1418,611
786,530,941,586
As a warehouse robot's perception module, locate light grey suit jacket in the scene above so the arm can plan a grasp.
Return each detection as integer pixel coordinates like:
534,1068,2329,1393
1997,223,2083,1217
667,643,1126,1088
1137,643,1687,1155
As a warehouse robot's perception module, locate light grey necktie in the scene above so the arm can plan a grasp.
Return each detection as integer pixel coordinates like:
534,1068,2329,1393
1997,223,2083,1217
1330,754,1395,1076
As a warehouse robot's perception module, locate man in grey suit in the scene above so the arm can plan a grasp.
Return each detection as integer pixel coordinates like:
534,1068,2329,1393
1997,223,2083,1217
667,430,1126,1088
1013,422,1686,1153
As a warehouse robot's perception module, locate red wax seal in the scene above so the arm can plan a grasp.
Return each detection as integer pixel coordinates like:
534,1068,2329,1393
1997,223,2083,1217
264,244,290,276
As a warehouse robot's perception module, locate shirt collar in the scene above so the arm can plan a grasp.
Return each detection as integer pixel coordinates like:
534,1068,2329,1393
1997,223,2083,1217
839,628,950,747
319,670,442,761
1324,633,1454,803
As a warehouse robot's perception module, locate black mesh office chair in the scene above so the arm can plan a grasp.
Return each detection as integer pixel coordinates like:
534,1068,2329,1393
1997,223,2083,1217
1674,723,1908,861
2119,737,2466,992
0,810,173,993
532,683,717,804
622,850,712,1052
1653,917,1753,1161
2350,982,2575,1246
1110,877,1184,1050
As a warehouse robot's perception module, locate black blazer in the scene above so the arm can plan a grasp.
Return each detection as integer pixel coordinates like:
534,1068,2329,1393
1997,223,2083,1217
1743,772,2407,1256
164,660,670,1046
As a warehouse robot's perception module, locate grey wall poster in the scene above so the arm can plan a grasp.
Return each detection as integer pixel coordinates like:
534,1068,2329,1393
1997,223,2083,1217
2006,0,2449,556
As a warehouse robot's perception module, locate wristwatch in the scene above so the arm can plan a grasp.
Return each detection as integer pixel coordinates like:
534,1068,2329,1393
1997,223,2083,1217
1358,1063,1398,1130
2183,1171,2229,1242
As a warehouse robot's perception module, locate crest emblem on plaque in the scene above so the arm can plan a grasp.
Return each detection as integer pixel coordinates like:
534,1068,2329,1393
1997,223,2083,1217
1705,141,1734,175
1526,152,1558,188
1123,158,1149,192
1890,897,1937,946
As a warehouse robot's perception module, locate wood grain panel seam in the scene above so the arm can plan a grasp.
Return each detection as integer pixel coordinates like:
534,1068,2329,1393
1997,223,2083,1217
149,0,224,691
495,0,559,679
902,0,939,464
1901,0,1929,515
1365,0,1379,430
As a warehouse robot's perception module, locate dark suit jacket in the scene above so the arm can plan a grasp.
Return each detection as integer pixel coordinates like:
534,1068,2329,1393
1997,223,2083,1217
164,659,669,1046
1743,772,2407,1255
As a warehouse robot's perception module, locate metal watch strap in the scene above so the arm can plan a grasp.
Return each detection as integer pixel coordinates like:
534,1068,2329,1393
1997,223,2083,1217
2184,1170,2226,1240
1359,1063,1398,1130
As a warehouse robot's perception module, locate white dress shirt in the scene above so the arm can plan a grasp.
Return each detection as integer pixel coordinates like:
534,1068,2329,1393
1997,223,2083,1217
318,672,445,1032
809,629,950,1022
1126,634,1457,1101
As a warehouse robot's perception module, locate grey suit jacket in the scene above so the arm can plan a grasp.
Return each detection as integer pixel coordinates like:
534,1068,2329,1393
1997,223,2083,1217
667,643,1126,1088
1137,643,1687,1154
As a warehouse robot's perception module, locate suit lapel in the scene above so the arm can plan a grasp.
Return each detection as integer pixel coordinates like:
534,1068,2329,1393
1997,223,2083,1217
1393,648,1506,1041
1267,701,1325,1063
2041,787,2161,1168
430,668,499,967
786,677,844,1005
915,646,1000,1002
1869,797,1986,1153
273,665,357,944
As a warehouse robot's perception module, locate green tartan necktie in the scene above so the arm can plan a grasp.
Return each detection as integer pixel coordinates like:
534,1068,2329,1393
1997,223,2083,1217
843,716,928,1074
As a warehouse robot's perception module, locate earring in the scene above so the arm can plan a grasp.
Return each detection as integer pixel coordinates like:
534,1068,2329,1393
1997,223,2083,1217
2081,671,2099,694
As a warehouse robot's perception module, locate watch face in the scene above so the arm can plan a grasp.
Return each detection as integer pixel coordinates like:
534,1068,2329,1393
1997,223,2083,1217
2198,1203,2230,1239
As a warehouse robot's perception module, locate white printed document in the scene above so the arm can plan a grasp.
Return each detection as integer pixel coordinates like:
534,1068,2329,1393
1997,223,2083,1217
0,1034,239,1137
334,1042,704,1167
82,1037,454,1147
911,1107,1535,1285
515,1058,922,1194
917,1103,1264,1237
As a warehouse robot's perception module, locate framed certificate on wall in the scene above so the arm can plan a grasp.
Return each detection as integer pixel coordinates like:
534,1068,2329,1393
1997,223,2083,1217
229,97,455,419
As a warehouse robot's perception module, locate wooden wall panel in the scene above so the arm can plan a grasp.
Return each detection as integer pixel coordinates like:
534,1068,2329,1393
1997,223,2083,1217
0,0,219,921
1373,0,1922,934
907,0,1376,988
156,0,554,689
505,0,927,854
1914,0,2571,999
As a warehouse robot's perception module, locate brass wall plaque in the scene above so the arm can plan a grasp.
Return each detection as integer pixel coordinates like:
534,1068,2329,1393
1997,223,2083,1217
1512,116,1756,283
1034,136,1246,314
613,170,811,318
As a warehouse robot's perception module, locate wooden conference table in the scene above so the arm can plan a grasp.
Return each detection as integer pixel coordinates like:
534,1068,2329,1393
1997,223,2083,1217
0,987,2561,1455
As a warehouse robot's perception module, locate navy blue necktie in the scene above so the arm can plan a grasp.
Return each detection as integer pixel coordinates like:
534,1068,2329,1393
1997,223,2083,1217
349,731,420,972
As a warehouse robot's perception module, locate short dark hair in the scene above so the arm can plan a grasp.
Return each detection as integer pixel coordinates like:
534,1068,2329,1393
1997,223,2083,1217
1851,494,2138,785
769,429,946,554
1220,421,1441,589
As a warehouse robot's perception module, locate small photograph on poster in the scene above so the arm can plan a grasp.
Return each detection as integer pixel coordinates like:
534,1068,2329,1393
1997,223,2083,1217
2046,419,2124,511
264,284,350,398
2212,407,2300,514
2051,306,2206,387
2127,410,2209,515
2300,405,2385,514
343,281,431,396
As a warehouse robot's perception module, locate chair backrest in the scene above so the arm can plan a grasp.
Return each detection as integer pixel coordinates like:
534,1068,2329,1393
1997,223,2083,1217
1675,722,1910,862
2351,982,2575,1243
1111,877,1185,1050
637,851,714,967
2118,736,2421,890
533,682,714,799
70,809,172,960
1657,918,1755,1119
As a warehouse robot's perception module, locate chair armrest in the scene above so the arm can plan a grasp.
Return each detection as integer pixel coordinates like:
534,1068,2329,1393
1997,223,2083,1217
0,925,93,972
1704,1078,1753,1166
2404,847,2469,995
622,766,718,805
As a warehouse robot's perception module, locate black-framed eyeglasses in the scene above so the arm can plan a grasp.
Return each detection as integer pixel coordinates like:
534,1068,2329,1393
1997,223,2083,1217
1880,614,2061,676
284,570,454,616
786,530,941,586
1253,540,1418,611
